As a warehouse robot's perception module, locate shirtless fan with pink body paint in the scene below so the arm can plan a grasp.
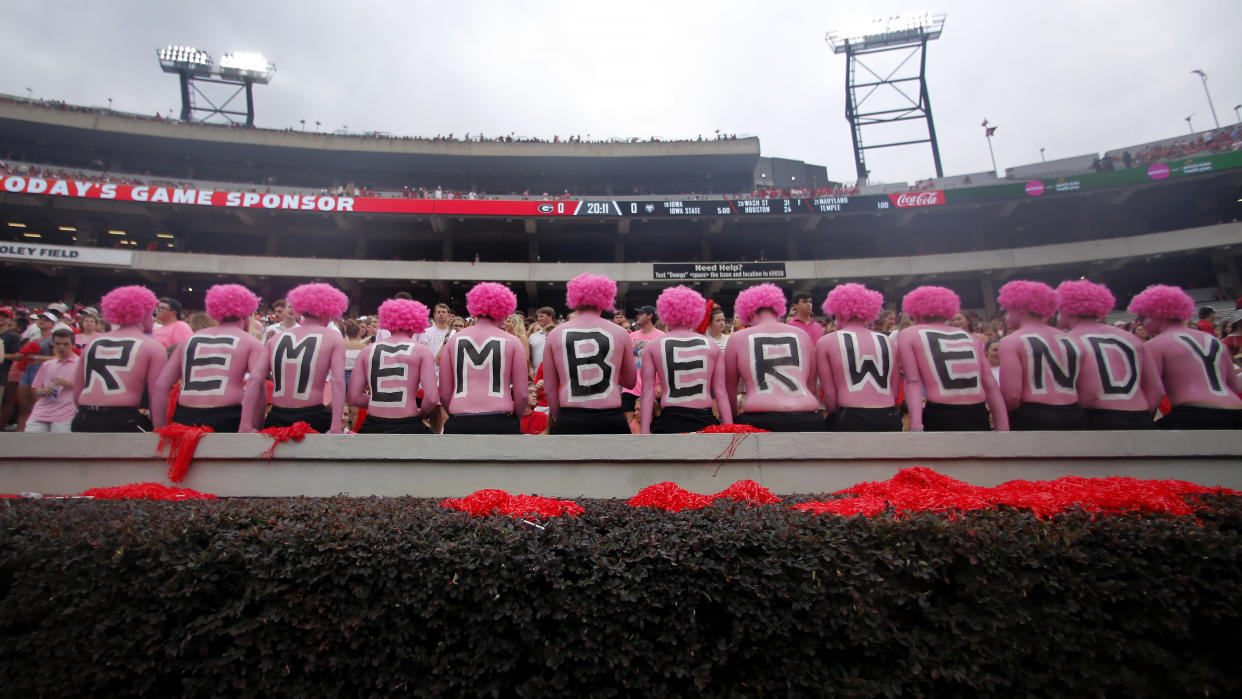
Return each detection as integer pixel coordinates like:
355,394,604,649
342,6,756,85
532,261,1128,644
72,285,168,432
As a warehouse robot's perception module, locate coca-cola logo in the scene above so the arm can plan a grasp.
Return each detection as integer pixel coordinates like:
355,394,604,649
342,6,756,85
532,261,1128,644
1024,180,1045,197
1146,163,1170,180
888,191,945,207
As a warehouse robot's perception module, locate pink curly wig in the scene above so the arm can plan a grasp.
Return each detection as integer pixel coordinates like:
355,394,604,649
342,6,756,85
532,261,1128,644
466,282,517,320
379,298,430,334
286,283,348,319
566,273,616,310
735,283,787,325
901,286,960,321
997,280,1058,318
100,285,158,327
823,283,884,323
1127,284,1195,321
1055,280,1115,319
204,284,260,322
656,285,707,328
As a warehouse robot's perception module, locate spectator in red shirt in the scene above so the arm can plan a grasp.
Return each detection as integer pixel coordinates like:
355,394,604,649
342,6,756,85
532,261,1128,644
1197,307,1217,336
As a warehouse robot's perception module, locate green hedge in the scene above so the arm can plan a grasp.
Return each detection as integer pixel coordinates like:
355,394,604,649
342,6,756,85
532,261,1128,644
2,496,1241,697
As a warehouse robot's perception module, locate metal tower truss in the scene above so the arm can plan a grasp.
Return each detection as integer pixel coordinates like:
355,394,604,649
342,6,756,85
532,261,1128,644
827,14,946,183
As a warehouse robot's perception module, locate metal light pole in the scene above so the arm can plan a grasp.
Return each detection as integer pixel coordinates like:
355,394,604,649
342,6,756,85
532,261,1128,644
1234,104,1241,125
1185,114,1194,134
1190,70,1219,129
1040,147,1045,162
982,119,998,176
107,97,113,110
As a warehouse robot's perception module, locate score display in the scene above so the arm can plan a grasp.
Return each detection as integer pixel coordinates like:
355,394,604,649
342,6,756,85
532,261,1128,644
575,196,893,217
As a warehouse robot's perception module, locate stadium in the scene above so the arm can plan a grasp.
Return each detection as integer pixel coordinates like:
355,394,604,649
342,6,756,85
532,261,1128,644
3,8,1242,695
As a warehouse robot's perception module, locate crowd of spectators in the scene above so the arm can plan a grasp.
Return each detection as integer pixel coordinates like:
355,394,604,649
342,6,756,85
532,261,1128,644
5,280,1240,435
3,94,743,147
1098,126,1242,171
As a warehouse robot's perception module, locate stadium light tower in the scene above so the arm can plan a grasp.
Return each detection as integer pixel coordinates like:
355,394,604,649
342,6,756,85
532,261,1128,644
826,13,946,184
157,46,276,127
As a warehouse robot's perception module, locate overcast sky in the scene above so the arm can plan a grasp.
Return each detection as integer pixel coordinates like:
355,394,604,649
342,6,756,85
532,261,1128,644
3,0,1240,185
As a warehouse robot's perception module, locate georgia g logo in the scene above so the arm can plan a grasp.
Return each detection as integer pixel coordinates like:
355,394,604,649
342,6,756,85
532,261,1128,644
537,204,555,213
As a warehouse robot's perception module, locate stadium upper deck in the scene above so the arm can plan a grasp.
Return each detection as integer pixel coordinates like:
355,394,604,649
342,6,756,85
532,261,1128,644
0,97,762,196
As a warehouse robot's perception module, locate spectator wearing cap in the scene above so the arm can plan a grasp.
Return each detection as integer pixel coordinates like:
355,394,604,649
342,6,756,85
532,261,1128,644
25,328,79,433
0,308,22,430
1223,310,1242,358
15,311,58,432
153,297,193,352
622,304,664,429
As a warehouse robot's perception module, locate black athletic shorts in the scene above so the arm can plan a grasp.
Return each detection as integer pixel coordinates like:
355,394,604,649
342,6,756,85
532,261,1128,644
1158,405,1242,430
444,412,520,435
1009,402,1088,431
359,414,429,434
71,405,152,433
922,401,991,431
620,393,639,412
827,406,903,432
650,406,717,434
172,404,242,433
551,407,631,435
264,404,333,433
735,410,826,432
1085,408,1153,430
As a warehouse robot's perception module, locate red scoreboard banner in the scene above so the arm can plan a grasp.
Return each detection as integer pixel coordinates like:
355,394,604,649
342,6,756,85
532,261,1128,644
1,174,950,217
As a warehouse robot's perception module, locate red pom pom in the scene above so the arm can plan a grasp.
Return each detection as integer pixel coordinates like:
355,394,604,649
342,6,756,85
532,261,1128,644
154,423,215,484
628,481,715,512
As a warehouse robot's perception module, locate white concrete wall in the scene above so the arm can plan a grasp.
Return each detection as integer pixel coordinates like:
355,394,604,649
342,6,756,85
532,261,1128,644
2,431,1239,498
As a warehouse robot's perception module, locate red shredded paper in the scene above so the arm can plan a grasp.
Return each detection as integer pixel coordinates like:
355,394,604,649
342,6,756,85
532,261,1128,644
80,482,217,500
440,489,584,518
712,479,781,505
154,423,215,483
697,424,770,434
628,481,716,512
793,466,1240,519
259,422,320,462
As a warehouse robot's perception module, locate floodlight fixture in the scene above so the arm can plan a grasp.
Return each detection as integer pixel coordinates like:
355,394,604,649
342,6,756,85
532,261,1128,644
157,45,213,75
825,12,947,183
826,13,945,54
156,45,276,126
218,51,276,84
